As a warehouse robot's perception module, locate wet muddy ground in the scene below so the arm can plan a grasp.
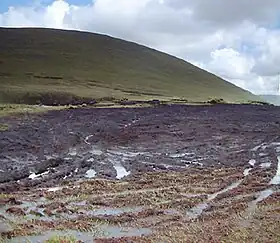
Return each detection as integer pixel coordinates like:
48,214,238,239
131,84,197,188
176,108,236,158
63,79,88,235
1,104,280,242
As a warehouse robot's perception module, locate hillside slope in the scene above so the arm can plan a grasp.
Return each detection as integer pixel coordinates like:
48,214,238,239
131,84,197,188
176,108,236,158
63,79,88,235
0,27,258,104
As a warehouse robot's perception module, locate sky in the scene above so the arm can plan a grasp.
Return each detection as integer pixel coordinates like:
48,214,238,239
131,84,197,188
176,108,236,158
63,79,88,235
1,0,280,95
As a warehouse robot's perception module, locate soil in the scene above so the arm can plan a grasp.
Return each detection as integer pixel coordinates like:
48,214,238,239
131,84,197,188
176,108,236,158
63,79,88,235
1,104,280,192
1,104,280,242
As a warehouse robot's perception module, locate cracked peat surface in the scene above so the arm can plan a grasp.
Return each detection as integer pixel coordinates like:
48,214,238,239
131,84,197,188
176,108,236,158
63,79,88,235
1,104,280,242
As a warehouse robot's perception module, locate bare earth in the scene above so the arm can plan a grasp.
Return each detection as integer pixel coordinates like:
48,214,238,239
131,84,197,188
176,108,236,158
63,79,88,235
0,104,280,242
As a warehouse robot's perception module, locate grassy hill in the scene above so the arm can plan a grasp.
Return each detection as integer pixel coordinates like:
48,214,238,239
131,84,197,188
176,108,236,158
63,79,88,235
0,27,258,105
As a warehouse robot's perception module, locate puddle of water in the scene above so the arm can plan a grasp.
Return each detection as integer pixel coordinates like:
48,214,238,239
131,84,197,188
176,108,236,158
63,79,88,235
191,161,203,166
260,142,280,151
260,162,271,169
164,209,181,215
8,230,98,243
147,162,186,169
91,148,103,156
249,159,256,167
8,226,151,243
180,160,196,166
85,135,94,145
182,193,205,198
1,200,52,222
186,202,209,219
170,152,194,158
70,201,87,207
108,149,145,158
45,155,55,160
68,148,77,156
85,169,96,179
47,187,63,192
270,142,280,147
162,164,173,169
28,170,49,180
89,207,143,216
243,168,252,176
113,163,130,179
208,180,242,201
270,156,280,185
251,143,266,152
0,221,13,233
100,226,151,238
241,188,274,227
186,180,242,219
251,145,261,152
255,189,274,203
125,123,132,127
108,155,130,179
245,189,274,217
141,161,175,169
63,172,72,180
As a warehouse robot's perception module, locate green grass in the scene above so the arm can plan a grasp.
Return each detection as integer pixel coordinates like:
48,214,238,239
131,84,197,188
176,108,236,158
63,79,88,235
0,27,259,105
0,104,62,117
0,237,8,243
45,235,77,243
0,123,8,131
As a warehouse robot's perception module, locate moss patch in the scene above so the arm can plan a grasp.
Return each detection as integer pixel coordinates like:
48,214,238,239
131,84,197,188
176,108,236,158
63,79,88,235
0,123,8,131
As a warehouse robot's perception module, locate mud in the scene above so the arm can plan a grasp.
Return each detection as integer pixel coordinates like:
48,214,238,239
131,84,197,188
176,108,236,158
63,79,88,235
1,104,280,241
1,104,280,193
8,227,152,243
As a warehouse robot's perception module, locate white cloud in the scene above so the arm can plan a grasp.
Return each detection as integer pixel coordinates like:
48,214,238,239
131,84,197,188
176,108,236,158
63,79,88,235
44,0,70,28
207,48,255,82
190,0,280,27
252,30,280,77
0,0,280,94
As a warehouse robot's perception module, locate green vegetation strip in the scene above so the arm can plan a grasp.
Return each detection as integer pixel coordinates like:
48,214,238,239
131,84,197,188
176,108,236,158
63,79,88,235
45,235,77,243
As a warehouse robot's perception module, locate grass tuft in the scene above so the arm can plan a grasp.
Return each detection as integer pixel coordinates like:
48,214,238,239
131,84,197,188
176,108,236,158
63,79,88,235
0,123,8,131
45,235,78,243
0,104,62,117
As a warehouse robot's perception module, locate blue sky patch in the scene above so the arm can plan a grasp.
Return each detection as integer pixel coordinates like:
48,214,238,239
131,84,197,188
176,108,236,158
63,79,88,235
0,0,92,13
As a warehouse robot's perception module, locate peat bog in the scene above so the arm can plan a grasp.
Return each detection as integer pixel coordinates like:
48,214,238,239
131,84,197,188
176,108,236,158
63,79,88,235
1,104,280,242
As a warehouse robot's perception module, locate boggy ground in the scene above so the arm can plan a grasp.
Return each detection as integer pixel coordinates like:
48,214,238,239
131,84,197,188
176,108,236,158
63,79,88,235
1,104,280,242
